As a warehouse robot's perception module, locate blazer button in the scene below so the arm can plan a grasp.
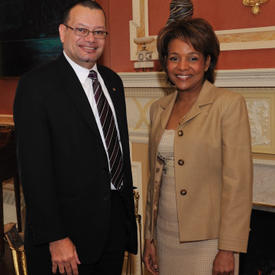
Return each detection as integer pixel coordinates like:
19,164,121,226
156,168,160,173
178,159,184,166
180,189,187,196
178,130,183,136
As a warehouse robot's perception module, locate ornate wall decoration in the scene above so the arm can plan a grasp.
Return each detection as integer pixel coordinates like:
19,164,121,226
238,91,275,154
126,97,152,130
129,0,275,62
253,159,275,207
246,99,271,146
129,0,157,63
243,0,269,15
125,92,156,143
216,26,275,51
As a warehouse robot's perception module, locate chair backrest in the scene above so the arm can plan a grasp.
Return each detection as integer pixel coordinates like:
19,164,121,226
0,125,17,181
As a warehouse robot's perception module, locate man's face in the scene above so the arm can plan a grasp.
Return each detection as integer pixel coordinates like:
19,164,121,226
59,5,106,69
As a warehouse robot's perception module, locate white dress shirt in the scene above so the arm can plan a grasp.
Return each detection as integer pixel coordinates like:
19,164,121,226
64,52,122,189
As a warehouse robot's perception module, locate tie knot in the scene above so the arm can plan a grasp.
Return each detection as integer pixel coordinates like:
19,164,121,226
88,70,97,81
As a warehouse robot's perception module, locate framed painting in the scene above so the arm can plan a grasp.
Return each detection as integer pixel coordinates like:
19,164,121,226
0,0,77,77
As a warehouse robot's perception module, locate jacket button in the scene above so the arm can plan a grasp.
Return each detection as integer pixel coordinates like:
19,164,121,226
180,189,187,196
178,130,183,136
156,168,160,173
178,159,184,166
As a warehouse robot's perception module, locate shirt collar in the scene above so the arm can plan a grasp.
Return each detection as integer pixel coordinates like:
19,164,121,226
63,51,99,84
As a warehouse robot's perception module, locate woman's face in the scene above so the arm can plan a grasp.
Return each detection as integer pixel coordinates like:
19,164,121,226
166,38,210,94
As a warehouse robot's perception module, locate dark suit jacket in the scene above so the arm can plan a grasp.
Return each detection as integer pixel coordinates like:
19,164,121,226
13,54,137,264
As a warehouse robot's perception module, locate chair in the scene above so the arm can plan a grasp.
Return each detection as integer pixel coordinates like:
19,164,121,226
0,124,22,258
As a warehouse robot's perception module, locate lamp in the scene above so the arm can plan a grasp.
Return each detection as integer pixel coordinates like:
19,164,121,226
243,0,269,14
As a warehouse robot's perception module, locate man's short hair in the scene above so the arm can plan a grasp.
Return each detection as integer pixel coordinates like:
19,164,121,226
62,0,105,24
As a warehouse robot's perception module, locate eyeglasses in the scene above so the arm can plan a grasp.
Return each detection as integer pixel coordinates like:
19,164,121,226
63,24,108,39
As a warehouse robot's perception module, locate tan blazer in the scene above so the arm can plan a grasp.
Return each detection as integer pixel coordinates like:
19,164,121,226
145,81,253,253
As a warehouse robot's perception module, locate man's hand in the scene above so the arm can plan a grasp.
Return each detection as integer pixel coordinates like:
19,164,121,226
143,239,159,275
49,237,81,275
212,250,235,275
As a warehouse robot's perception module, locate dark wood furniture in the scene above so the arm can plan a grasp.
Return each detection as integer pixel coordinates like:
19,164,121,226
0,125,22,258
0,241,16,275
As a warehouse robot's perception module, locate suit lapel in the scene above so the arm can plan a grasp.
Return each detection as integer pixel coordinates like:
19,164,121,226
151,91,178,160
99,67,119,111
182,103,201,124
180,80,216,125
152,81,216,154
159,91,178,130
56,55,100,135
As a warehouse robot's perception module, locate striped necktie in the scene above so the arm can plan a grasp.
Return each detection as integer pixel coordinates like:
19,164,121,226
89,70,124,190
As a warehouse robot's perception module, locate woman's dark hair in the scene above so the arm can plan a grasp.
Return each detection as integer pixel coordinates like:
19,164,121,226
157,18,220,83
62,0,105,24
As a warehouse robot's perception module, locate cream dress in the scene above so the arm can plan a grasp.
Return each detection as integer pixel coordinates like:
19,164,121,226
156,129,239,275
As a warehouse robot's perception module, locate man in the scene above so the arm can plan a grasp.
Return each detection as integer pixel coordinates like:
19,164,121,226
13,1,137,274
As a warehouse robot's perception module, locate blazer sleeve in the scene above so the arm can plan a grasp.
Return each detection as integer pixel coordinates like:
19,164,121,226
144,101,158,240
14,74,68,245
219,94,253,253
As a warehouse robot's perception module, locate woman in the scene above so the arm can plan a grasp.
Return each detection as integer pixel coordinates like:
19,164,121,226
143,18,253,275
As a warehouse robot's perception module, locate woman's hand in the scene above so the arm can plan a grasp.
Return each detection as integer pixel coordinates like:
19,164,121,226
212,250,234,275
143,239,159,275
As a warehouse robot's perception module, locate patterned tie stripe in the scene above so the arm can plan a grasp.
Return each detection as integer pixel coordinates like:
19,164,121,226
89,70,123,190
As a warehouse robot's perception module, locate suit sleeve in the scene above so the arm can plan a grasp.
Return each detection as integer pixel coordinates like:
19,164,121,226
14,75,67,245
219,94,253,253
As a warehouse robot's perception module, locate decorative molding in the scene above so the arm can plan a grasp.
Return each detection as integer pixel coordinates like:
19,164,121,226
125,87,167,98
120,72,166,88
144,25,275,55
129,129,149,144
129,0,141,61
119,68,275,88
215,69,275,87
129,0,275,60
129,0,157,61
216,26,275,51
254,158,275,166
